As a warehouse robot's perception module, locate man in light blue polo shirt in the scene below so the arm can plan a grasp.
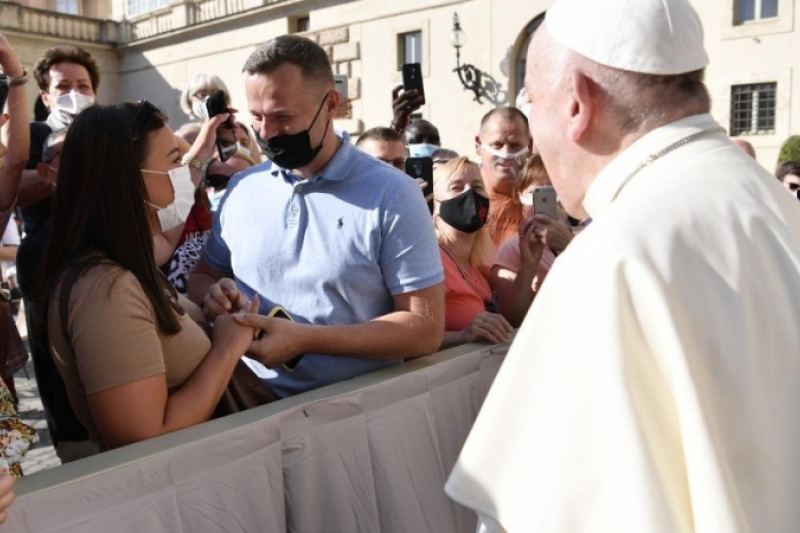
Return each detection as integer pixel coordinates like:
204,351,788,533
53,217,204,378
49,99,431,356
188,35,445,399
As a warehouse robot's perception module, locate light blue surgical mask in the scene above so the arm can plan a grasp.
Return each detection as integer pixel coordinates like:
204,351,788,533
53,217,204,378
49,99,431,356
408,143,439,158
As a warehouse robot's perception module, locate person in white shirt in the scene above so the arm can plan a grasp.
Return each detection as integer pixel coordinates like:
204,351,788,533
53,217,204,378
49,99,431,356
446,0,800,532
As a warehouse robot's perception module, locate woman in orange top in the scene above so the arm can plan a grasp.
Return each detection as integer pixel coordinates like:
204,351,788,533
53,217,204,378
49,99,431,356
433,157,513,349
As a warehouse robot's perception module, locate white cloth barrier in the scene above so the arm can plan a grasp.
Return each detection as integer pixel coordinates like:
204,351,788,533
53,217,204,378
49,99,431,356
7,342,507,533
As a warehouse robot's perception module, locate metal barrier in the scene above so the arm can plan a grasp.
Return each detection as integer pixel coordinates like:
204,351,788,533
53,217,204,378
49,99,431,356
7,341,508,533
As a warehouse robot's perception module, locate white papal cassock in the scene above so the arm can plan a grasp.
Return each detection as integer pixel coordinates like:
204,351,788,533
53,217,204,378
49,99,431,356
446,114,800,533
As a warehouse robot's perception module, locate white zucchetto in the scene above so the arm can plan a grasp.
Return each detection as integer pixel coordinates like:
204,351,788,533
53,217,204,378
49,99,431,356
546,0,709,75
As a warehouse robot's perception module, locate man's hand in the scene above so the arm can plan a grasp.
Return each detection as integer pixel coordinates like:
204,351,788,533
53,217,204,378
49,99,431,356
463,312,513,345
414,177,434,203
234,313,305,368
202,278,248,320
336,98,353,119
391,85,423,132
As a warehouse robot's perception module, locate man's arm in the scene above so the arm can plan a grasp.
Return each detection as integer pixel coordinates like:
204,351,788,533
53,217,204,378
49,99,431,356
236,282,445,365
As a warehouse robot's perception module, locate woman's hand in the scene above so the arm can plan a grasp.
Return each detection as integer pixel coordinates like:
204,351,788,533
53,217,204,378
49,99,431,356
463,312,513,344
532,214,574,254
211,295,259,358
0,33,24,78
187,109,237,164
202,277,248,320
0,474,15,525
519,219,545,270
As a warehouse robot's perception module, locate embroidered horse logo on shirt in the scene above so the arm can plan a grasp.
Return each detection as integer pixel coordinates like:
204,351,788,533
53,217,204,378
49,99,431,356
337,217,344,229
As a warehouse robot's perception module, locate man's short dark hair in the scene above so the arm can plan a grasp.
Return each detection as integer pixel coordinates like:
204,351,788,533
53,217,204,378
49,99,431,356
34,45,100,92
776,161,800,182
242,35,334,90
404,119,440,146
480,106,529,133
356,127,402,147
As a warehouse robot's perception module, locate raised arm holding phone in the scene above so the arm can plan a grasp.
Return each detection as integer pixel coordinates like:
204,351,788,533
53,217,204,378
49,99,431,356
0,33,30,215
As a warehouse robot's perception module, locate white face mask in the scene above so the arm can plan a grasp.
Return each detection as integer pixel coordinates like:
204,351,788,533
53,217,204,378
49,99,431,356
46,91,95,130
408,143,440,158
141,165,195,232
192,98,209,121
479,143,530,163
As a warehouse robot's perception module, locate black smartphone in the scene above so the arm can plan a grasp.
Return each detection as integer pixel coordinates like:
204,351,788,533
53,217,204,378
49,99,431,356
205,89,228,118
0,76,10,113
401,63,426,106
405,156,434,213
206,90,236,162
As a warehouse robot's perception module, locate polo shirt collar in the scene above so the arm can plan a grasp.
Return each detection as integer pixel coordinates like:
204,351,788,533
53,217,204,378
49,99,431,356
267,136,356,182
583,113,720,220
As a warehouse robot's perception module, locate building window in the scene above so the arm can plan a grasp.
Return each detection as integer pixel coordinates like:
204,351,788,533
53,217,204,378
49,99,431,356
736,0,779,24
398,31,422,67
126,0,170,18
54,0,80,15
296,16,310,33
730,83,777,136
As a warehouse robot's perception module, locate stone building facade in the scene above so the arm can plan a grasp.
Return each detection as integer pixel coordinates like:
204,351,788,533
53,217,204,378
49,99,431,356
1,0,797,168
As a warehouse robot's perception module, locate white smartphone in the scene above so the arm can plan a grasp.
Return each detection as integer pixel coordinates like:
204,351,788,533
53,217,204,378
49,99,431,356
334,74,349,100
532,186,558,219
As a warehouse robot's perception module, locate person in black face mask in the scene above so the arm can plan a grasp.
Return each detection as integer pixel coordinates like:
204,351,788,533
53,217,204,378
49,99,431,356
189,35,445,400
433,157,514,350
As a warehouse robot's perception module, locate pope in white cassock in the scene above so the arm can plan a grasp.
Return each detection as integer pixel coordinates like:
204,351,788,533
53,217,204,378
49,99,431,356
446,0,800,532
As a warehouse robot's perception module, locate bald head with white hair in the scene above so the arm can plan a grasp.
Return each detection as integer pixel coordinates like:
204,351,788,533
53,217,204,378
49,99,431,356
525,26,711,219
732,139,757,159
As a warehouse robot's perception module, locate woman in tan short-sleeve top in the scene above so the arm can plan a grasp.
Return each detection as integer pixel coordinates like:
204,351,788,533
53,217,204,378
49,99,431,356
41,102,260,451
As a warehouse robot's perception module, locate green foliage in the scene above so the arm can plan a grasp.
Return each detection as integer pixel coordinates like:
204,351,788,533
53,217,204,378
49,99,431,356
778,135,800,165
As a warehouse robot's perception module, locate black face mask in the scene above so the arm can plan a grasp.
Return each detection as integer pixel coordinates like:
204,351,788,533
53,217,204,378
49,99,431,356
252,94,330,170
439,189,490,234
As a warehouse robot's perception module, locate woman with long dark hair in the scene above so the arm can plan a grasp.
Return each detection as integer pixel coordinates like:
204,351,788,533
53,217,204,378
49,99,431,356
41,102,260,451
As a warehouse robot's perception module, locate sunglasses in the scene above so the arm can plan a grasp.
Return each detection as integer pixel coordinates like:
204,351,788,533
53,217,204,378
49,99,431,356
131,100,166,141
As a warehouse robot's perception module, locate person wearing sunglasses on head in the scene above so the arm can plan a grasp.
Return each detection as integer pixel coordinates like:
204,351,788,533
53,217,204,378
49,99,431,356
776,161,800,198
40,102,274,451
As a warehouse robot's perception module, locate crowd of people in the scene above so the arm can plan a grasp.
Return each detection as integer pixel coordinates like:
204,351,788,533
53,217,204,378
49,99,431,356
0,30,580,486
0,0,799,525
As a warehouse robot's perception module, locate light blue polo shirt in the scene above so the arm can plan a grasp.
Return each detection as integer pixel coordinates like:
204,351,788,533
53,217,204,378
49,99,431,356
203,139,444,398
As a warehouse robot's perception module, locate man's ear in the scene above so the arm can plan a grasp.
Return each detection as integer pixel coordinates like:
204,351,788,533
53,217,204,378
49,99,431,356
566,71,593,143
474,135,483,156
40,90,52,111
327,89,340,116
37,162,55,185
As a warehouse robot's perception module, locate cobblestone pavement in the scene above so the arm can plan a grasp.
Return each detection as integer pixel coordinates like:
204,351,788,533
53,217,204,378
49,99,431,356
12,306,62,475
